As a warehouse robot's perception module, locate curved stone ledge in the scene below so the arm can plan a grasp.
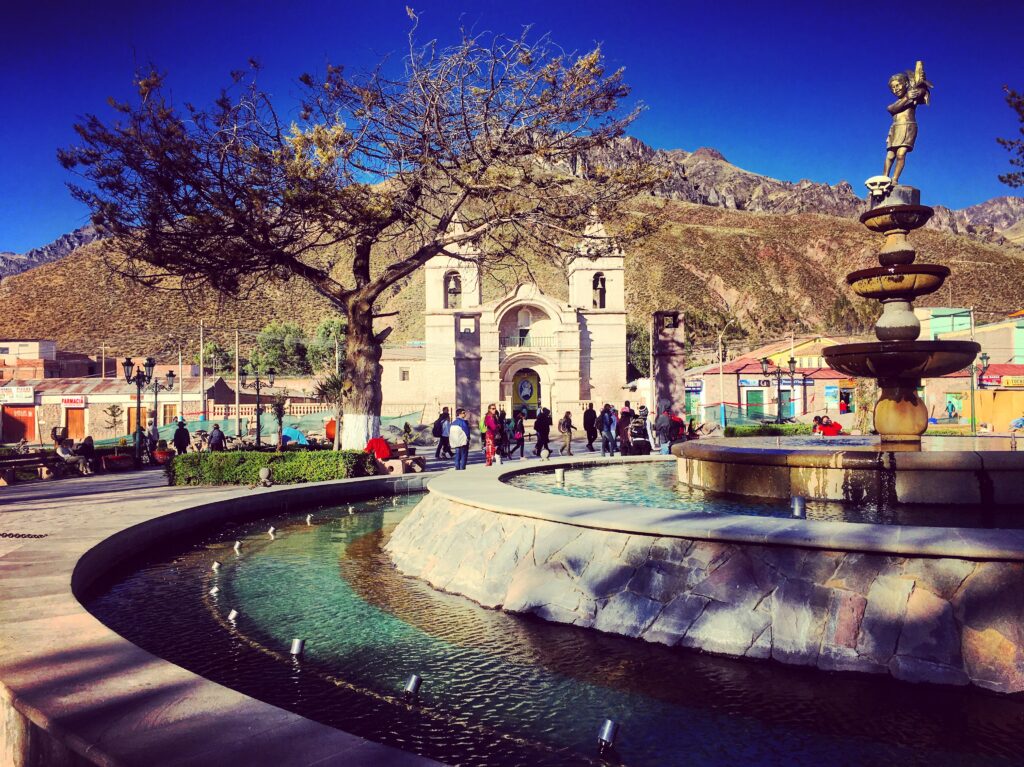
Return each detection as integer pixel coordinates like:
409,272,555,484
676,438,1024,506
387,459,1024,693
0,473,440,767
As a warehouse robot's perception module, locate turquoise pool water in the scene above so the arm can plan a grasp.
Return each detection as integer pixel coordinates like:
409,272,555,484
86,495,1024,765
505,461,1024,527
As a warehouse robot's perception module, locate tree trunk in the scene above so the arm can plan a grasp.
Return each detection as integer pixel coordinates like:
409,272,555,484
341,300,384,450
333,404,342,451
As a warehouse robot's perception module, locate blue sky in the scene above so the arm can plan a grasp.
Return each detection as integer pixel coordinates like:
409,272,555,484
1,0,1022,253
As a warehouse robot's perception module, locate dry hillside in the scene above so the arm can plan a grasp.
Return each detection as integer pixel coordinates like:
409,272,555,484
2,196,1023,360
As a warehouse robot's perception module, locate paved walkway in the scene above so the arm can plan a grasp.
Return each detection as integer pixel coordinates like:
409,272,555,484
0,468,439,766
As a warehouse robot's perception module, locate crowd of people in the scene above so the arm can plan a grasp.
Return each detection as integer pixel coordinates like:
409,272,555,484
431,400,707,470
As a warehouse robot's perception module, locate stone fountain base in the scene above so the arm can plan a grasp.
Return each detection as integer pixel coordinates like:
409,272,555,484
676,437,1024,506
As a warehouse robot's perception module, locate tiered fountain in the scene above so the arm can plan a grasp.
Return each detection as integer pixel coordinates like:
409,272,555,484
677,61,1024,505
822,182,979,442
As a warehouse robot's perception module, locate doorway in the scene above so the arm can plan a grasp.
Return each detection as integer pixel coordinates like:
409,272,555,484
745,390,764,421
127,406,150,436
1,406,36,442
779,390,793,420
512,368,541,418
65,408,86,441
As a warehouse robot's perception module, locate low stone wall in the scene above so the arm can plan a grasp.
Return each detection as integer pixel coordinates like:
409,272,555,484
387,491,1024,693
676,438,1024,505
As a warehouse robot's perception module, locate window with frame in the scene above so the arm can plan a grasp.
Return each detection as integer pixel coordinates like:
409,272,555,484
400,367,410,382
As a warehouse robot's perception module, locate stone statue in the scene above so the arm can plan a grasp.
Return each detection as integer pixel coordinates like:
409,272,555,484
881,61,932,185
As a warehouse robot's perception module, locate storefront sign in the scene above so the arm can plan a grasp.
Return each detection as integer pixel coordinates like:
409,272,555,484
684,379,703,392
739,379,771,387
1001,375,1024,388
838,379,857,389
61,395,86,407
0,386,35,404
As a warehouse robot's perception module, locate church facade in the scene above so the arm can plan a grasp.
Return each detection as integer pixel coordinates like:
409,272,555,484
379,224,628,423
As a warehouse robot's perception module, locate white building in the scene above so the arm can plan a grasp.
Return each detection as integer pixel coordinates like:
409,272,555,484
383,222,628,421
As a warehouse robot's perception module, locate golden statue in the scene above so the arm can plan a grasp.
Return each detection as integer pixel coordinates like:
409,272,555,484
882,61,932,184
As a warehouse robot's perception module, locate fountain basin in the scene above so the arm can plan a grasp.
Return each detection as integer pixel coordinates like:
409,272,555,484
823,339,980,380
859,203,933,233
676,436,1024,506
847,264,949,300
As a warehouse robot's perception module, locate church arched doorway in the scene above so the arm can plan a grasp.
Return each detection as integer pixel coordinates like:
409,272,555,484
511,367,541,418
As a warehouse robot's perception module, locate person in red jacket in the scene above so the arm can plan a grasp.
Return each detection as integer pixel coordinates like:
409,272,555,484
365,436,391,460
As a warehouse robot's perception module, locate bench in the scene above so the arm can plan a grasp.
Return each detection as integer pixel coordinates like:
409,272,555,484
0,454,68,485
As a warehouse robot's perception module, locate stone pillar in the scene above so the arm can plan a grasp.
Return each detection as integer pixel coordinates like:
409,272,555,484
454,312,482,433
652,311,686,413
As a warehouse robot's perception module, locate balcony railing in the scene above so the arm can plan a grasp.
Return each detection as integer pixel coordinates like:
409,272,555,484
500,335,555,350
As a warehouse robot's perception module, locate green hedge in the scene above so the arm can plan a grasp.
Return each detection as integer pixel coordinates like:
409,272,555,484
723,423,815,438
167,450,378,486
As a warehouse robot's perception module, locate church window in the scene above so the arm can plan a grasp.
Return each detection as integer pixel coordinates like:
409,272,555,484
400,367,410,382
592,273,606,309
444,271,462,309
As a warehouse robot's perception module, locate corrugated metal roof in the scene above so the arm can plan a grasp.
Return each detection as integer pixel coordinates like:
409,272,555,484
1,377,213,395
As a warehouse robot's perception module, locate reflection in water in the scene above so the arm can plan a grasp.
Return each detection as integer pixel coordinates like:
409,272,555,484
87,498,1024,767
506,462,1024,528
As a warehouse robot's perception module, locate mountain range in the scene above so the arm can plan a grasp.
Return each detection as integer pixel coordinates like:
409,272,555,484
581,138,1024,246
1,137,1023,365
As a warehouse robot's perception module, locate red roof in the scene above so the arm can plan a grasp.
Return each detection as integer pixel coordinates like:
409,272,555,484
942,362,1024,379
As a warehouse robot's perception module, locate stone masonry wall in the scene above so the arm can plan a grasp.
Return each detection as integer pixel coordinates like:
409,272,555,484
386,493,1024,693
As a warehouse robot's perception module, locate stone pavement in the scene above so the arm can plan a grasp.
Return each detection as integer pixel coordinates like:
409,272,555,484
0,468,441,767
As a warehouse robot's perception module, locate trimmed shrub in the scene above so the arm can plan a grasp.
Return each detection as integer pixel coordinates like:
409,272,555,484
167,449,377,486
723,423,815,438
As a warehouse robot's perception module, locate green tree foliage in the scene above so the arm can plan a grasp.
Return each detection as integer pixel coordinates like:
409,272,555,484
249,321,311,376
60,21,656,447
314,371,348,451
998,86,1024,188
306,318,347,373
626,319,651,379
195,341,233,375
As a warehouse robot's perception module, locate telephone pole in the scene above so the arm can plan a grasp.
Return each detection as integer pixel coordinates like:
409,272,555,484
235,328,242,437
199,320,206,421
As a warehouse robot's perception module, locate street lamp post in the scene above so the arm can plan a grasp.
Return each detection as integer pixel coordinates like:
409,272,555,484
760,357,797,424
122,356,156,467
146,370,176,436
239,368,276,448
717,318,736,428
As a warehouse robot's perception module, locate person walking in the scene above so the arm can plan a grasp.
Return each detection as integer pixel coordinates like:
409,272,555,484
449,409,470,470
173,420,191,455
600,404,618,457
617,404,633,456
484,404,500,466
629,405,654,455
146,418,161,461
558,411,575,455
655,407,672,454
433,407,453,459
583,403,597,451
512,411,526,459
534,408,552,456
208,423,227,452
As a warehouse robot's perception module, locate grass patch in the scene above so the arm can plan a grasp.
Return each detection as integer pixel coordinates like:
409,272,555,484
167,450,377,486
723,423,815,438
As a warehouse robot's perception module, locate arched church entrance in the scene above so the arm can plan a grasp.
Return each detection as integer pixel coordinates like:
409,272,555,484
511,367,541,418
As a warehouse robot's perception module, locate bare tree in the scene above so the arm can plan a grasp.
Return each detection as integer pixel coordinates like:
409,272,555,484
998,85,1024,188
59,19,658,447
